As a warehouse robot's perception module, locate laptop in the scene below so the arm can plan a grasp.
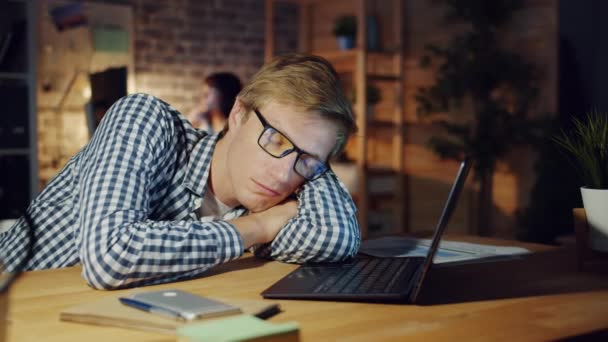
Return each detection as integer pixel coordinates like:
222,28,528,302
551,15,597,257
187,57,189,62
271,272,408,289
261,158,472,304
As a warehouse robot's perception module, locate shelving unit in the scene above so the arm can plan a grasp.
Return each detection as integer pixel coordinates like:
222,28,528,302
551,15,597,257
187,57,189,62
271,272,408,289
265,0,406,238
0,0,38,219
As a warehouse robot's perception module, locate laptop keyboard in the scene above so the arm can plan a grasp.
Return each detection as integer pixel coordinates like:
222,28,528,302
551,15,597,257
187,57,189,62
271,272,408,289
312,258,420,294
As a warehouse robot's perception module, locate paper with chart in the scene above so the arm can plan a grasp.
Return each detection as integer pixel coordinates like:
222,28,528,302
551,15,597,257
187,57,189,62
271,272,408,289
359,236,530,265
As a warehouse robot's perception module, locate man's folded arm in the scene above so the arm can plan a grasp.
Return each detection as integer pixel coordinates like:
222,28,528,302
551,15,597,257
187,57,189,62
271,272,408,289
80,218,244,290
253,171,360,263
78,94,243,290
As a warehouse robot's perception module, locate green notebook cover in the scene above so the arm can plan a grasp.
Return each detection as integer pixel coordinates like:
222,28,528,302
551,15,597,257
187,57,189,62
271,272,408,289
177,314,299,342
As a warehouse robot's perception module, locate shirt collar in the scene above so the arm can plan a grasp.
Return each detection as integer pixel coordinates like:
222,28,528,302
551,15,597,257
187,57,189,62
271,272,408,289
183,132,222,197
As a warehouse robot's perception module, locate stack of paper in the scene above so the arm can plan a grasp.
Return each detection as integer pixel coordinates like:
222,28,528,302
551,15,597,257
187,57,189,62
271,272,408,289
360,236,530,265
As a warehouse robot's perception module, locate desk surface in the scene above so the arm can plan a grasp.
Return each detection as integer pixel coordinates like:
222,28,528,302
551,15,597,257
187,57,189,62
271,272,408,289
4,235,608,341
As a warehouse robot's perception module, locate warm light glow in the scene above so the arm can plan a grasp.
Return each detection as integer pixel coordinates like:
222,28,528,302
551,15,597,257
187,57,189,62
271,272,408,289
82,86,91,99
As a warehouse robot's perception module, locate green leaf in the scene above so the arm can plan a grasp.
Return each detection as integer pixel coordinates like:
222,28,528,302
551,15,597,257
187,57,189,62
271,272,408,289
553,111,608,188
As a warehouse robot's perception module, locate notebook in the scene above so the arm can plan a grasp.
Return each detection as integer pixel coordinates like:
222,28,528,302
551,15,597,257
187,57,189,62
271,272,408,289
60,294,280,335
261,158,472,303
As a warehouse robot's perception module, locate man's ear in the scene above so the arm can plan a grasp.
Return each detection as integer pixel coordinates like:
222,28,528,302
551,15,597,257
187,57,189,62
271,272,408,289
227,99,246,130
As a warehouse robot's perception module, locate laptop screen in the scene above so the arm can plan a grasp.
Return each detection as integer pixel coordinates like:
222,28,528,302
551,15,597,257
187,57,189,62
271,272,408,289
409,157,472,302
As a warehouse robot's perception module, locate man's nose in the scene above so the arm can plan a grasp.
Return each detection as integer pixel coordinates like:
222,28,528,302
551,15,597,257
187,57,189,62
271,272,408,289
269,152,297,183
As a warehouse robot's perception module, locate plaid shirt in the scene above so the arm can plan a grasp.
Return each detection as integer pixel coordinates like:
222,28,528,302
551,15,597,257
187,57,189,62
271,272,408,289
0,94,360,289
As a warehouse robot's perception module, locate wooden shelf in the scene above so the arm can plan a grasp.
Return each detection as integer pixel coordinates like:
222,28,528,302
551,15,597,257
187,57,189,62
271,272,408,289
311,49,402,77
266,0,406,238
312,49,398,60
331,161,359,194
312,49,360,60
368,166,397,175
368,74,401,81
367,193,398,200
367,120,403,129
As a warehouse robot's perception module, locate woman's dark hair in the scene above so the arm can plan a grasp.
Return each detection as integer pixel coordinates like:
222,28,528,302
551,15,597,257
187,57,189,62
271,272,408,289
205,72,242,118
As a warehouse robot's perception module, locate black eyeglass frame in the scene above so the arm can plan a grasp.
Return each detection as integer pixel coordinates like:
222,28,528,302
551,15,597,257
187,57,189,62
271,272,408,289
253,108,330,181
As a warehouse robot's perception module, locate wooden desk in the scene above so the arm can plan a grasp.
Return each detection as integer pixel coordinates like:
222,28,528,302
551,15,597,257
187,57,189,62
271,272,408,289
4,236,608,341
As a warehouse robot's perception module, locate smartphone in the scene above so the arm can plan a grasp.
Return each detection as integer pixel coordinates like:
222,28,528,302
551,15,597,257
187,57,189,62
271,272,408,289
129,289,242,321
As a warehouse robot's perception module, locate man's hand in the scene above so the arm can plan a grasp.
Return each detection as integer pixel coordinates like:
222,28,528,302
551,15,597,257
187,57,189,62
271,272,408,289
254,200,298,243
229,199,298,248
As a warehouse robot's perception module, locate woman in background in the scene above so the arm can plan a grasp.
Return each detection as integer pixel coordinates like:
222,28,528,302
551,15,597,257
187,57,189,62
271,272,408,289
189,72,242,133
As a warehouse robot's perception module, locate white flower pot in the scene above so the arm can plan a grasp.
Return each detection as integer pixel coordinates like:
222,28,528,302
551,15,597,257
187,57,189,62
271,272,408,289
580,187,608,252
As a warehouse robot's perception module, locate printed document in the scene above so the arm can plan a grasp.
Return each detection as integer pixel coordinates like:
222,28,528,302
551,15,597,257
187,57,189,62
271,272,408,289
360,236,530,265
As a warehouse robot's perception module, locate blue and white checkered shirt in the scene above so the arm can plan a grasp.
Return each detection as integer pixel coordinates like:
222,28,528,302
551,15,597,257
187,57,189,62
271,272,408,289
0,94,360,289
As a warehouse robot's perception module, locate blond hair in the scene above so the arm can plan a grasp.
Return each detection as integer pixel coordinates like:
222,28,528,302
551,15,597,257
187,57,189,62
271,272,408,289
235,53,356,157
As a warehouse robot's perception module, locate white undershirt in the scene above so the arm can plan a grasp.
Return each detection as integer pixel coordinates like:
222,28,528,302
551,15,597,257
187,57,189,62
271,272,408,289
196,186,233,220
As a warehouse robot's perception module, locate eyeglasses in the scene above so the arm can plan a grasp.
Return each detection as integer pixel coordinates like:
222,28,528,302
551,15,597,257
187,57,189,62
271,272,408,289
253,109,329,181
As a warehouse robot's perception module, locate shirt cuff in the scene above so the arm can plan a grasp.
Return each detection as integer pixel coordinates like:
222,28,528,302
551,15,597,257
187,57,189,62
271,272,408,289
209,221,244,263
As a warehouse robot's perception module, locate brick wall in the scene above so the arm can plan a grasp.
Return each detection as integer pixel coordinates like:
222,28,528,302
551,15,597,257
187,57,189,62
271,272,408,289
37,0,297,186
133,0,296,113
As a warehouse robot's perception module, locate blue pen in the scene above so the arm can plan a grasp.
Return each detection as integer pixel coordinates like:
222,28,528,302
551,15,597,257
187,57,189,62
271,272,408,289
118,297,187,322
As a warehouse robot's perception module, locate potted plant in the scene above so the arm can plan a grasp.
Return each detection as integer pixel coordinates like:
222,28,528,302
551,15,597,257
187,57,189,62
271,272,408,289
554,111,608,251
332,15,357,50
415,0,549,236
